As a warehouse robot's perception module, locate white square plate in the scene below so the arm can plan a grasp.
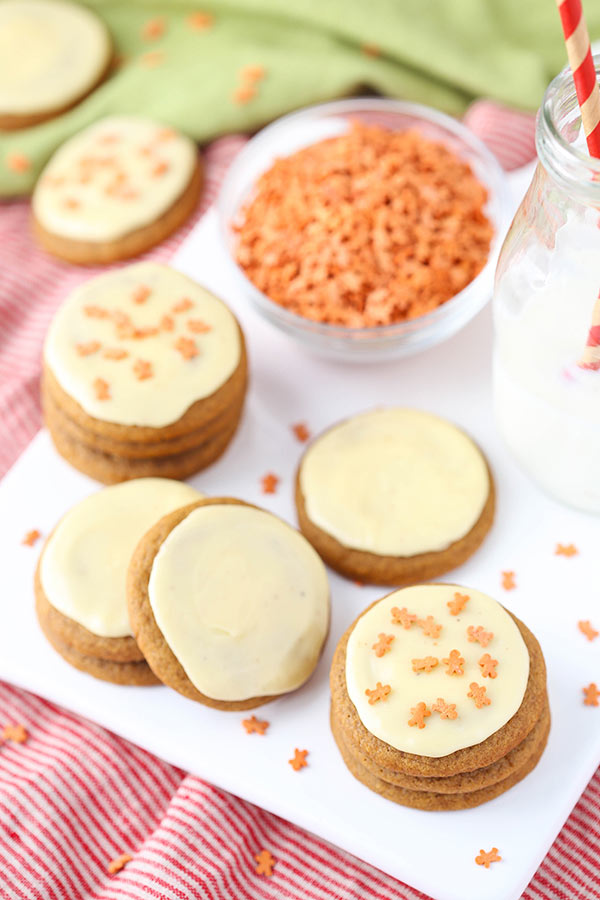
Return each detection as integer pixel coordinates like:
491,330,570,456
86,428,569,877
1,207,599,900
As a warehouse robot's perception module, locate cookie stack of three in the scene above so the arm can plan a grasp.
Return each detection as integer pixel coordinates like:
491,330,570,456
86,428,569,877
42,262,247,484
330,584,549,810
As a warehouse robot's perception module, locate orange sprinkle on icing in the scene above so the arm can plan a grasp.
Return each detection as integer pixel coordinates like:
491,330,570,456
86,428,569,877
254,849,275,877
172,298,194,313
161,315,175,332
173,336,198,360
140,51,165,68
390,606,417,629
372,633,395,658
475,848,501,868
6,152,31,173
186,11,214,31
76,341,101,357
583,683,600,707
442,649,464,676
418,615,442,639
132,285,151,305
291,423,310,442
365,682,391,705
22,529,41,547
94,377,110,401
431,698,458,720
478,653,498,679
288,748,308,771
152,160,169,177
467,625,493,648
84,305,110,319
501,570,516,591
233,85,256,105
63,197,80,209
103,348,129,360
408,701,431,729
555,543,578,557
468,682,490,708
239,64,266,84
448,591,469,615
578,620,599,642
242,716,269,735
141,17,166,40
133,359,153,381
411,656,438,674
108,853,132,875
261,472,279,494
187,318,212,334
3,724,28,743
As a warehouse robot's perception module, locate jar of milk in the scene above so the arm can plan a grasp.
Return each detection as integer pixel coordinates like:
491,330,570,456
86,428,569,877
493,59,600,512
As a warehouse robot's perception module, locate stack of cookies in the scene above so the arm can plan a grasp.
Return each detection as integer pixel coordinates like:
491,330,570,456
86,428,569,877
42,261,247,483
330,584,549,810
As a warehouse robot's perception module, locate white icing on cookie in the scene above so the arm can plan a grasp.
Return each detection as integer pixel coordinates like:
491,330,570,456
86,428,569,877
299,408,490,557
41,478,202,638
346,584,529,757
44,261,242,427
148,504,330,701
0,0,110,116
32,116,197,241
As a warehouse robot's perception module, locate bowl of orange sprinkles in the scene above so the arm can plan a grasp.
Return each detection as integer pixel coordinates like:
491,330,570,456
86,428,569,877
218,98,510,361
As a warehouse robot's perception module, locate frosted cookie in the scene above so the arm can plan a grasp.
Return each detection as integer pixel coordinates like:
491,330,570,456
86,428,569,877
32,116,202,263
42,262,247,483
0,0,111,130
127,498,331,710
35,478,202,684
296,408,494,585
330,584,549,809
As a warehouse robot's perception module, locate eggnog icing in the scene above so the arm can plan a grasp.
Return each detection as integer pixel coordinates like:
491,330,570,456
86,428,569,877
44,262,242,427
0,0,110,116
346,585,529,757
299,409,489,557
33,117,197,242
40,479,202,638
147,504,330,701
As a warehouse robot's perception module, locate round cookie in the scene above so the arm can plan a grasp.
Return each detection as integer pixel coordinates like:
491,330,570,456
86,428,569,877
35,478,202,684
32,117,202,263
296,409,494,585
127,498,331,710
0,0,112,131
330,585,547,778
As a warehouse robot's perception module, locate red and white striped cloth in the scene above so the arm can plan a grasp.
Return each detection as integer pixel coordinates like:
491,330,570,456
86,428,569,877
1,104,595,900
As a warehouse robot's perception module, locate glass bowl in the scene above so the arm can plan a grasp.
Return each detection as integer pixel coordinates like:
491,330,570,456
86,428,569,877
216,98,511,363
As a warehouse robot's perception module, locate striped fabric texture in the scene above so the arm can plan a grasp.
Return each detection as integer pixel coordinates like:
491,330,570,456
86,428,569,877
2,105,595,900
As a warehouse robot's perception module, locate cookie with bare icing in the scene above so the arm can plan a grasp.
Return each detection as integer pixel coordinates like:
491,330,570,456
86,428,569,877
296,408,495,585
330,584,549,809
35,478,202,685
127,497,330,710
32,116,202,263
0,0,112,131
42,261,247,483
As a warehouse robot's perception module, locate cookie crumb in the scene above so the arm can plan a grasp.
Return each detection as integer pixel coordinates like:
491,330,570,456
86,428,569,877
22,529,41,547
365,682,391,705
261,472,279,494
288,748,308,771
475,847,501,868
254,849,275,876
242,716,269,735
578,620,599,642
3,724,28,744
501,570,516,590
291,423,310,442
408,701,431,729
555,543,578,557
108,853,132,875
6,152,31,173
583,683,600,707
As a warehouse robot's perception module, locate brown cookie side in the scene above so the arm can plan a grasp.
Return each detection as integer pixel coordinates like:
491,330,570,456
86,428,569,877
32,158,203,265
127,497,278,711
330,597,547,778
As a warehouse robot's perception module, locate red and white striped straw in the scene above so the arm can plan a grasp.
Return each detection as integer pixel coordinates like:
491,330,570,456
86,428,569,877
555,0,600,369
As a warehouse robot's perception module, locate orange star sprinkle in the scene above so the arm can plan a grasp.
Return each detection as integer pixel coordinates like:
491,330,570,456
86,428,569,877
578,620,599,642
6,152,31,173
288,748,308,771
448,591,469,615
372,633,395,657
161,315,175,332
233,85,256,105
3,724,27,743
408,702,431,729
418,616,442,639
254,849,275,877
478,653,498,679
468,682,491,708
411,656,439,674
240,64,266,84
173,297,194,313
132,285,151,304
174,337,198,360
391,606,417,629
186,11,214,31
93,378,110,401
556,543,578,557
467,625,493,648
133,359,153,381
583,683,600,707
443,649,464,676
103,348,129,360
140,50,165,68
22,529,41,547
242,716,269,735
291,423,310,442
475,848,501,868
365,682,391,705
431,698,458,720
501,570,516,591
141,17,165,40
108,853,132,875
76,341,101,357
187,318,212,334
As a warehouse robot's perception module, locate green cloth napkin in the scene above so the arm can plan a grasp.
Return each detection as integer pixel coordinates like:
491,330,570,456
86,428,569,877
2,0,599,196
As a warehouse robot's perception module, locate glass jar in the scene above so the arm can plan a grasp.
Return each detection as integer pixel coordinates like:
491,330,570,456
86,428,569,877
493,58,600,513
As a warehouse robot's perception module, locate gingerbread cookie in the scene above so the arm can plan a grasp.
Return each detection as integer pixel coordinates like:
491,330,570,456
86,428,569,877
32,117,202,263
330,584,548,809
0,0,111,131
127,498,330,710
35,478,202,684
296,408,494,585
